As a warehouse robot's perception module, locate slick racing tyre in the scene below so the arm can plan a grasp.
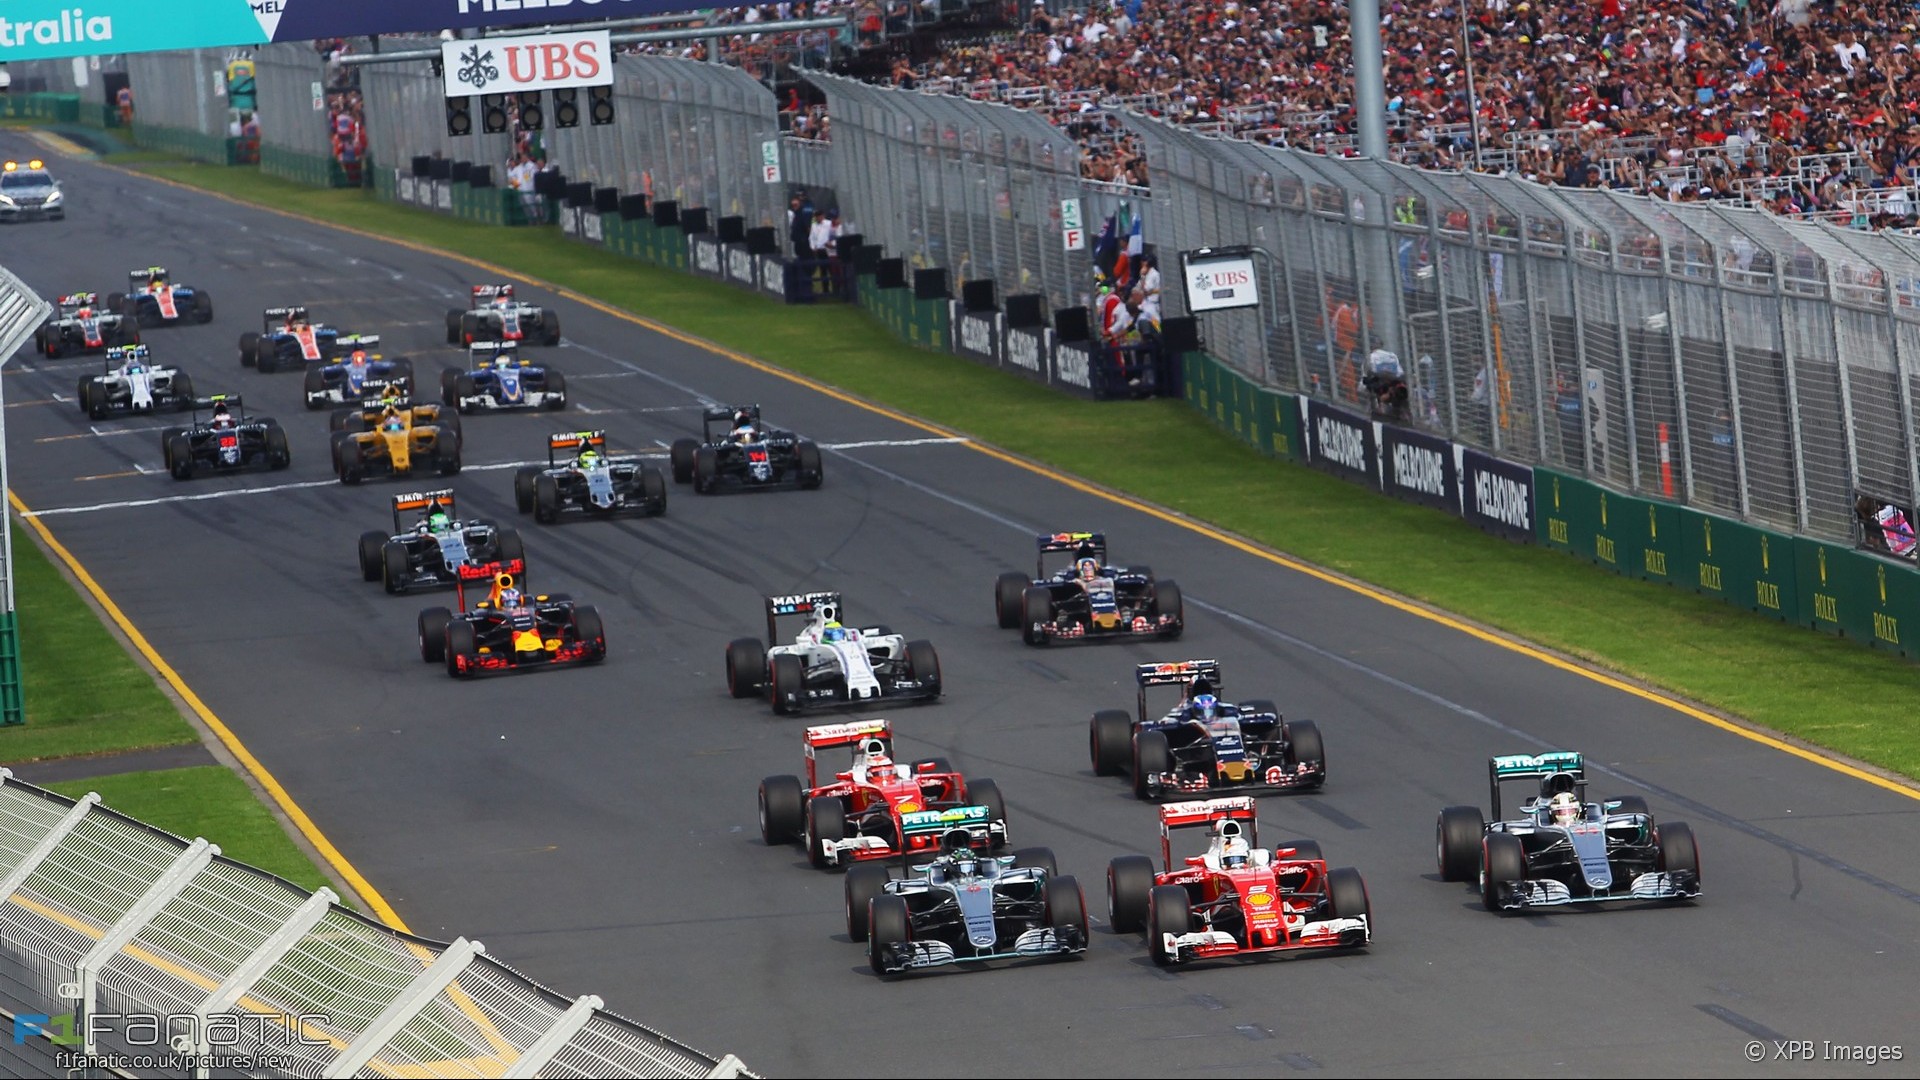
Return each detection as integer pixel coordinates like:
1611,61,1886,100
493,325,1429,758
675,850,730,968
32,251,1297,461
726,638,767,698
669,438,698,484
1012,848,1058,877
1106,854,1155,934
867,895,911,976
845,864,890,942
804,795,846,870
1482,833,1528,913
1089,709,1132,777
418,607,452,663
1147,885,1191,966
1436,805,1486,882
1327,867,1372,928
995,571,1029,629
758,775,805,845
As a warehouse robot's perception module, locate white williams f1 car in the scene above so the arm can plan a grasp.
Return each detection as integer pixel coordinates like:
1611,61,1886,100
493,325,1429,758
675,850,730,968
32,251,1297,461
724,591,942,715
77,345,194,419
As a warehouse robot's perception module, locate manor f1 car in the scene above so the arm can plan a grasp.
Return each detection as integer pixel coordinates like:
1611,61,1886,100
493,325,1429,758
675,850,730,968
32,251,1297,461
330,398,462,484
239,306,343,372
160,395,289,480
446,283,561,346
512,430,665,523
304,335,415,408
670,405,823,493
995,532,1183,645
358,489,526,595
441,342,567,412
725,592,941,715
115,267,212,328
1436,752,1701,913
757,718,1008,870
1090,660,1326,800
35,293,136,357
417,570,606,678
1107,797,1371,966
77,345,194,419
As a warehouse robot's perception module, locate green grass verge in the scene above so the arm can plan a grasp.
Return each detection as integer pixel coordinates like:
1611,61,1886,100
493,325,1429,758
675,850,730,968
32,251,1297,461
125,161,1920,783
45,767,333,894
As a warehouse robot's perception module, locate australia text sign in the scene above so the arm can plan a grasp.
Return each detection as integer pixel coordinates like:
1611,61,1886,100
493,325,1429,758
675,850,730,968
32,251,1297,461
442,30,613,96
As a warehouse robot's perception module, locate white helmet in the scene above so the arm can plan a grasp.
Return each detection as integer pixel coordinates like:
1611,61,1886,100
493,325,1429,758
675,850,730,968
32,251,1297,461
1549,792,1580,826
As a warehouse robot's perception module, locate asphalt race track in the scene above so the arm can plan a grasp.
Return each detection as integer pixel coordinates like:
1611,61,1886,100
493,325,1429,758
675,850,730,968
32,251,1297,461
2,134,1916,1078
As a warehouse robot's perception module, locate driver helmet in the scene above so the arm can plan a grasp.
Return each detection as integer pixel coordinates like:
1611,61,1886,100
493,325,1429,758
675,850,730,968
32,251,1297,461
731,423,755,443
75,306,92,319
499,586,523,609
822,620,848,643
854,736,890,772
1549,792,1581,826
348,349,369,366
382,412,407,433
943,829,979,876
426,511,452,535
211,402,233,425
576,449,601,470
1191,693,1219,723
1214,819,1250,869
1077,556,1099,581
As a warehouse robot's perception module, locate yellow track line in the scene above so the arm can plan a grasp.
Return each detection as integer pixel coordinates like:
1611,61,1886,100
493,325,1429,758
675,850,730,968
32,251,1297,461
101,167,1920,806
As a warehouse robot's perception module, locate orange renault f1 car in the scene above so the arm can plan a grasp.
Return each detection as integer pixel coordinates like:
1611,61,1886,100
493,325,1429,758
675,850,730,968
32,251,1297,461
757,719,1007,870
330,394,463,484
1107,797,1371,966
416,571,606,678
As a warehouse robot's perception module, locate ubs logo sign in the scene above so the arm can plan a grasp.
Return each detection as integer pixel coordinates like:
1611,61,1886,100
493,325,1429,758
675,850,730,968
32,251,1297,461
761,257,785,296
727,247,754,284
1006,330,1042,372
1054,346,1091,389
693,239,721,274
583,213,603,242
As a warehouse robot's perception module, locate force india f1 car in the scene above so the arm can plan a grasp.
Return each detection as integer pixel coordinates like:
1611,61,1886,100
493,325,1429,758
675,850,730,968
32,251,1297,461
1090,660,1326,800
115,267,212,328
670,405,823,494
304,335,415,408
358,489,527,595
77,345,194,420
160,395,289,480
35,293,136,357
239,306,343,373
1107,797,1371,966
417,570,606,678
995,532,1183,645
1436,751,1701,913
330,397,463,485
513,430,665,523
725,592,941,715
441,342,567,412
446,284,561,346
847,827,1087,977
757,719,1008,870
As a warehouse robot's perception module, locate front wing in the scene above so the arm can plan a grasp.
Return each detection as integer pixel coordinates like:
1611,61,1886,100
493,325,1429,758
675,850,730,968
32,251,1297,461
1141,758,1327,798
454,387,563,410
1490,870,1700,911
1158,915,1369,963
872,926,1085,974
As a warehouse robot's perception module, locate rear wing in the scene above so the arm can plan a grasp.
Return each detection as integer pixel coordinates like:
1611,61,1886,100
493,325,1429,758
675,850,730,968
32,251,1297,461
802,719,893,753
703,403,759,441
129,267,168,284
470,342,525,369
766,591,843,646
392,488,455,533
898,804,995,843
1035,531,1107,577
191,393,245,421
1136,659,1222,724
56,292,97,309
472,284,514,302
336,333,382,354
546,429,606,467
1159,797,1259,870
1488,751,1585,821
104,344,151,367
261,306,309,331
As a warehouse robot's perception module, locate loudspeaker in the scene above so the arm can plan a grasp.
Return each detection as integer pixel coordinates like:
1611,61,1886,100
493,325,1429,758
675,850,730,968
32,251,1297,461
468,165,493,189
429,158,453,181
1053,306,1091,343
852,243,882,274
481,94,509,134
515,90,544,131
444,98,471,138
1004,294,1045,328
837,232,863,256
552,87,580,129
1160,316,1200,354
411,155,433,177
449,160,472,183
588,84,616,125
618,193,649,220
564,182,593,208
745,226,778,255
961,279,996,313
594,187,620,213
653,199,679,227
680,207,710,234
876,258,906,289
533,168,561,197
717,215,746,244
914,268,949,300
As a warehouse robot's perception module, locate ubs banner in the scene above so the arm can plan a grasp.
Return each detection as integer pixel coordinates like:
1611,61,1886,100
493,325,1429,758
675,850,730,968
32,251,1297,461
1299,398,1379,490
1378,424,1458,512
1456,447,1536,541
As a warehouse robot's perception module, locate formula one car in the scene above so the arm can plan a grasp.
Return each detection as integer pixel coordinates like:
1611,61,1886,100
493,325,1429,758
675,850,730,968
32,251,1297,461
445,283,561,346
1107,797,1371,966
238,306,343,373
849,827,1086,977
996,532,1183,645
1090,660,1326,800
113,267,212,328
417,570,606,678
669,405,823,494
358,489,526,595
76,345,195,420
160,395,290,480
440,342,567,412
1436,751,1701,913
757,719,1007,870
0,158,63,222
34,293,136,357
304,335,415,409
330,397,462,485
512,430,665,523
725,592,941,715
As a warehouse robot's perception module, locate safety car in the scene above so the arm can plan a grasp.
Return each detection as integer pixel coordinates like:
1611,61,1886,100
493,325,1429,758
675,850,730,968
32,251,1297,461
725,591,941,715
512,430,665,523
358,489,527,595
0,158,63,222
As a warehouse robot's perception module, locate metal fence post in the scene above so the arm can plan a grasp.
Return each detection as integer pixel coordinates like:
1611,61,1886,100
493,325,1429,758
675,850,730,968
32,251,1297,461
68,838,218,1056
319,938,484,1078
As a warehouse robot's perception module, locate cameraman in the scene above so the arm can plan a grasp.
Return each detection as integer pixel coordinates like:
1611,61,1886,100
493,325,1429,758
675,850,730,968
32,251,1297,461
1361,340,1410,422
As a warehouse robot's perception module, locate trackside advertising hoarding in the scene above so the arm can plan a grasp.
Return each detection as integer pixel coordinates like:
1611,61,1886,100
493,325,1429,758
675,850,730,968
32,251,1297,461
1378,423,1457,512
1457,447,1535,541
0,0,707,61
1298,397,1378,489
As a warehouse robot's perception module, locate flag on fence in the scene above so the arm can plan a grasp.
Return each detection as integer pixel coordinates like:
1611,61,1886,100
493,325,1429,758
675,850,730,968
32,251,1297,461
1113,212,1143,288
1092,214,1119,280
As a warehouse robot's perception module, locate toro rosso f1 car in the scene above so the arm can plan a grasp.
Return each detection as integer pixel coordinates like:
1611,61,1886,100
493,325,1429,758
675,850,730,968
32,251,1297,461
77,345,194,419
513,430,665,523
304,335,415,408
1436,752,1701,913
417,570,606,678
35,293,136,357
995,532,1183,645
757,719,1008,870
446,284,560,346
240,306,343,373
358,489,526,595
725,592,941,715
115,267,212,328
1090,660,1326,800
670,405,823,494
1107,797,1371,966
160,395,289,480
441,342,567,412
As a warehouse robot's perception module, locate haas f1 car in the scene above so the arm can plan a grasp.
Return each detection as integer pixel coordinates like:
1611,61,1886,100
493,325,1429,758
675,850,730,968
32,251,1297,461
441,342,567,412
996,532,1183,645
358,489,527,595
1436,752,1701,913
35,293,136,357
240,306,344,373
725,592,941,715
757,719,1008,870
1108,797,1371,966
513,430,666,523
160,395,290,480
305,335,415,408
330,398,463,484
670,405,823,494
446,284,561,346
417,570,606,678
114,267,212,328
1091,660,1326,800
77,345,194,419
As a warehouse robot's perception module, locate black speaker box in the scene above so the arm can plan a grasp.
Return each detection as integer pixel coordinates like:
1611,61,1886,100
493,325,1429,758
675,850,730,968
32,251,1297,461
411,155,433,178
961,279,997,313
679,207,710,234
852,244,882,274
467,165,493,188
449,160,472,183
914,268,950,300
429,158,453,181
1160,316,1200,353
1054,306,1091,343
717,215,746,244
619,194,650,220
564,182,593,208
594,187,620,213
1003,294,1045,328
876,258,906,289
745,226,779,255
653,199,679,227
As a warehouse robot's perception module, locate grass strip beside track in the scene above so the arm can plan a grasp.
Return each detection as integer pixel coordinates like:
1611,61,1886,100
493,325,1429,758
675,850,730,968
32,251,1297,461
121,160,1920,785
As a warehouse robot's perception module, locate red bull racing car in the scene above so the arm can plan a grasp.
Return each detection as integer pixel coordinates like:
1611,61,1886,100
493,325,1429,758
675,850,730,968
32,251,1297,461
417,571,606,678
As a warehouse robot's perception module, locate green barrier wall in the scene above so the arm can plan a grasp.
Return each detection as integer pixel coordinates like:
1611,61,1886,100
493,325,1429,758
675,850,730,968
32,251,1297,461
904,295,948,351
0,93,80,123
130,123,239,165
1185,354,1298,459
261,145,356,189
1678,509,1798,621
1792,539,1920,656
1536,469,1615,567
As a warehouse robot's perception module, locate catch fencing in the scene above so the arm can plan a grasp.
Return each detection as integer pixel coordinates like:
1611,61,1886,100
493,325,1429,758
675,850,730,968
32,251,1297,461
0,770,756,1079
